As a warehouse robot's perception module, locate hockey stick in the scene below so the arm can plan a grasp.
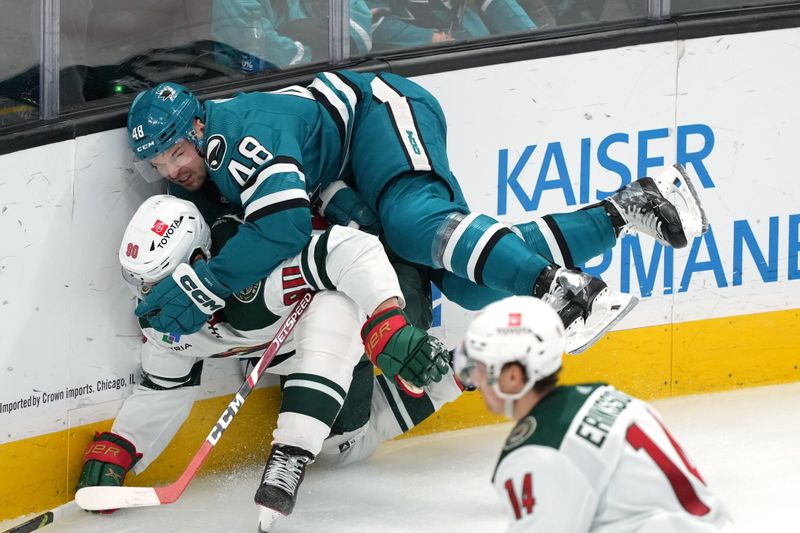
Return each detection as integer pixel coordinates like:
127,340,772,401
74,292,314,511
0,501,79,533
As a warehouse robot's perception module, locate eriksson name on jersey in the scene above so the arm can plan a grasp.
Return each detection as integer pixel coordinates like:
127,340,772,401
575,388,632,448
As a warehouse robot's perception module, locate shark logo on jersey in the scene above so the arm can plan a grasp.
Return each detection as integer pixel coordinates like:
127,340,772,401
234,281,261,303
205,134,227,171
504,416,537,450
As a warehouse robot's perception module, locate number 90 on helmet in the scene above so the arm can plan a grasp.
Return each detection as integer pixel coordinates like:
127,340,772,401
127,82,203,182
119,195,211,298
457,296,566,400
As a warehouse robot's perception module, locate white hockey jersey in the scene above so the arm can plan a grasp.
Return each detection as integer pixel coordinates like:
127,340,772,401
139,223,402,361
114,224,404,472
492,384,736,533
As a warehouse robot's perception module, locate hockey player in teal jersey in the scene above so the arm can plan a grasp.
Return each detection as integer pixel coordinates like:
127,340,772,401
455,296,736,532
368,0,536,51
211,0,373,71
126,72,708,354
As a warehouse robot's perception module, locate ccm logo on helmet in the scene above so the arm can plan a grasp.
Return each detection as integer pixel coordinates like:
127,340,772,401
136,141,155,153
179,275,224,312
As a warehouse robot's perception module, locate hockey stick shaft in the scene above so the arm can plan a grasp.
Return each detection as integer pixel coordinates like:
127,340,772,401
0,501,79,533
75,292,314,511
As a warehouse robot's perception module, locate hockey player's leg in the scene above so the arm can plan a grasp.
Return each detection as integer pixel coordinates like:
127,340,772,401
255,291,363,529
431,269,511,311
533,265,637,354
379,174,549,295
514,205,617,267
76,349,202,512
605,163,709,248
380,175,634,351
104,350,203,475
515,164,707,266
318,366,464,467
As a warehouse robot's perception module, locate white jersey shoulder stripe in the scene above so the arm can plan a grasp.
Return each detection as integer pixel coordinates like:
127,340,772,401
349,20,372,51
310,76,353,137
269,85,315,100
244,188,309,220
370,76,403,103
289,41,306,65
241,161,306,205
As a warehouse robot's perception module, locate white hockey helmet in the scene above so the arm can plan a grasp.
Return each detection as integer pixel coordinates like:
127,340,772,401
119,195,211,297
458,296,566,400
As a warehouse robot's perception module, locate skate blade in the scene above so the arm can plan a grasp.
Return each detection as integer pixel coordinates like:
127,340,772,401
257,506,285,533
565,289,638,355
653,164,710,241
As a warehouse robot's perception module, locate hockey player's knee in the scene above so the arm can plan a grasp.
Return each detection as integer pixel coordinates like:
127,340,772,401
432,212,520,284
139,360,203,391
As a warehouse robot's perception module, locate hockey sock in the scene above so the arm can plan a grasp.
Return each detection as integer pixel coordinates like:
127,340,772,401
274,373,349,455
515,205,617,267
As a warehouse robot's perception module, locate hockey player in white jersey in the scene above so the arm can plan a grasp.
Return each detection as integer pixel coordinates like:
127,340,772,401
76,195,462,530
455,296,736,533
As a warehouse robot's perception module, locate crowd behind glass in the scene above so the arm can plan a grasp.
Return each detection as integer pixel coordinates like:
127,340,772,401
0,0,789,127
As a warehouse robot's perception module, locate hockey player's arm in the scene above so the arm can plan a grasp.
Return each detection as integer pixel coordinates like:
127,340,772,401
308,226,401,314
208,140,313,292
212,0,310,67
371,6,442,48
134,170,310,335
318,181,381,234
308,226,449,391
480,0,536,34
77,341,201,500
493,447,597,532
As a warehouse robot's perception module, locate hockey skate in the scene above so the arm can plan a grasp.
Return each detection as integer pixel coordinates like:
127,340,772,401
535,266,638,354
606,164,709,249
255,444,315,532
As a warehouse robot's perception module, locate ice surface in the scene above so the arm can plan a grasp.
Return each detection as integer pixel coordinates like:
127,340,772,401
17,382,800,532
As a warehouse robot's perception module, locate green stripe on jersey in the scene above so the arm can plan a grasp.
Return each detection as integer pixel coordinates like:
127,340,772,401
313,229,334,289
280,385,343,426
300,238,320,291
396,385,435,426
376,374,409,433
502,384,604,454
286,372,348,399
492,384,605,482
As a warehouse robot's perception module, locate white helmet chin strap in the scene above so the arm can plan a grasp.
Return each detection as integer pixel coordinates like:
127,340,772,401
493,375,537,401
504,399,516,420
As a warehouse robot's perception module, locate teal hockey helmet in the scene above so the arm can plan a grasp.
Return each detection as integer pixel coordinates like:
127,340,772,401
127,82,204,181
